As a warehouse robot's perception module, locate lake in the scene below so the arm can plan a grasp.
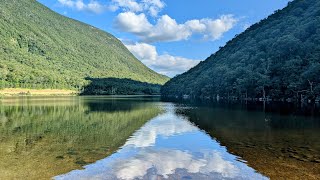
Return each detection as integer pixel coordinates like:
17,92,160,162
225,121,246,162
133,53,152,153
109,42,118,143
0,96,319,179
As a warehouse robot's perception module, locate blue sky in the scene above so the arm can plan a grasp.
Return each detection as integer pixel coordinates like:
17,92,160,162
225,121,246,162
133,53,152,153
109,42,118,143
38,0,290,77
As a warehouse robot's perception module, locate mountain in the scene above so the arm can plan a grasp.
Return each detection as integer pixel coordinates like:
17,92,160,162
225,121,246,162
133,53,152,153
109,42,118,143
162,0,320,101
0,0,168,90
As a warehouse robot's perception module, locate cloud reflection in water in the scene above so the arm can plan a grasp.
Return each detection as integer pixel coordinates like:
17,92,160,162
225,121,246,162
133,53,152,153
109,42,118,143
55,104,267,180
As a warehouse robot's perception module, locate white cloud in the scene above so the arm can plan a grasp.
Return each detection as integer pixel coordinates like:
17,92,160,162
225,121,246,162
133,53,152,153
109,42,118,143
111,0,165,17
125,42,200,77
58,0,165,16
115,12,238,43
142,0,165,17
126,42,157,60
185,20,207,32
114,12,152,34
58,0,105,14
58,0,75,7
154,55,200,77
200,15,238,40
57,1,237,42
87,1,105,13
146,15,192,42
110,0,143,12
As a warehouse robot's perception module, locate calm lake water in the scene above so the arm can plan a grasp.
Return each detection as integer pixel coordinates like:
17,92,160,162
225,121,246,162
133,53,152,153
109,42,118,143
0,96,319,179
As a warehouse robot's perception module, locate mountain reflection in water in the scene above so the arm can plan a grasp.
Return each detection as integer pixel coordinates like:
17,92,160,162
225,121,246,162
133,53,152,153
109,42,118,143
56,104,267,180
175,102,320,179
0,96,162,179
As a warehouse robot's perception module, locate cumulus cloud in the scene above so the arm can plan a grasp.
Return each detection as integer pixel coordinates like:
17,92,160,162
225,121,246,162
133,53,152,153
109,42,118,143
58,0,105,14
114,12,153,34
125,42,200,77
185,19,207,32
58,0,165,16
199,15,238,40
58,0,74,7
110,0,165,16
115,12,238,42
57,1,237,42
110,0,143,12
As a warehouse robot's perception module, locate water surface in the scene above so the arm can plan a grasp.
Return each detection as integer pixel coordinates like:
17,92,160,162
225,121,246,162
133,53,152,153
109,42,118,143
56,104,266,180
0,97,319,179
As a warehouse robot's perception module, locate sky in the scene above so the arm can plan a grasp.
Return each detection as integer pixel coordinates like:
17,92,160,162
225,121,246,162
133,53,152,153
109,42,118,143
37,0,291,77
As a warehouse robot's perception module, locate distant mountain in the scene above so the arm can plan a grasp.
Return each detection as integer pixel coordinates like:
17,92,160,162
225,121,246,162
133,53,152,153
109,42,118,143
0,0,168,90
162,0,320,101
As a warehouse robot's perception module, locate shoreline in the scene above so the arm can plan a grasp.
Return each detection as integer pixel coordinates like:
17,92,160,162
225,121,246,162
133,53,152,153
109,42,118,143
162,95,320,104
0,88,161,97
0,88,78,97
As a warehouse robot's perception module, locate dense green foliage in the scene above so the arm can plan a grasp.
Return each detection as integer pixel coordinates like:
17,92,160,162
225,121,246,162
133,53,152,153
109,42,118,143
162,0,320,101
81,78,162,95
0,0,168,90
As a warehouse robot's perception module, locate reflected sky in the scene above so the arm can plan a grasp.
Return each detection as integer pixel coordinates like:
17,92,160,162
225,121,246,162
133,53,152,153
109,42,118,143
56,104,267,180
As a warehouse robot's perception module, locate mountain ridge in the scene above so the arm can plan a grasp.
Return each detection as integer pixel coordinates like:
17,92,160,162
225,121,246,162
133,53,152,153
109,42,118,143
162,0,320,101
0,0,168,90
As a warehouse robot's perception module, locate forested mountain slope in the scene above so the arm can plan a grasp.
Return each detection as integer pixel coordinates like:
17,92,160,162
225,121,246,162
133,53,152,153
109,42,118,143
0,0,168,90
162,0,320,101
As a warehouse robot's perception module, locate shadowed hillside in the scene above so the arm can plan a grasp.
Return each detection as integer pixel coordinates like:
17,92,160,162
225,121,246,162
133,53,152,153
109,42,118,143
81,78,162,95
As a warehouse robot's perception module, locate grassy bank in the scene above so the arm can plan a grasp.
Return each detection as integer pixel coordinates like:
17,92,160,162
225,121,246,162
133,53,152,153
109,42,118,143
0,88,78,96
